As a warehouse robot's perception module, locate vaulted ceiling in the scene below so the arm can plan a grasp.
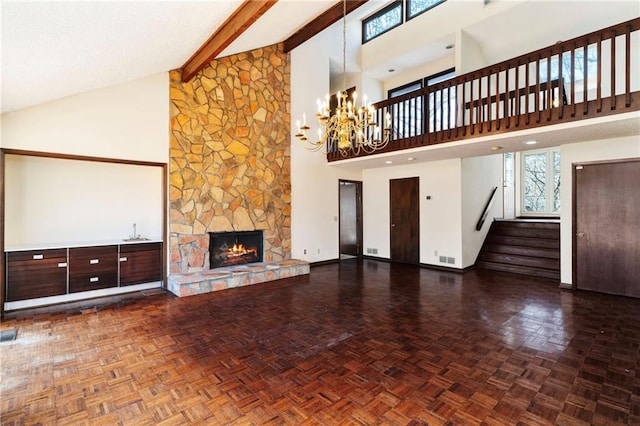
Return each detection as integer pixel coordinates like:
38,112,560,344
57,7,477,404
2,0,638,115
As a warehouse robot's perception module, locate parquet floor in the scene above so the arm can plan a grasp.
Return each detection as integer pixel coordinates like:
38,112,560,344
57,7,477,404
1,259,639,425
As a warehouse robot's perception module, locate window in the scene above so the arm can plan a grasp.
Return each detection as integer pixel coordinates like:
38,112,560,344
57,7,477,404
362,1,403,43
407,0,447,20
425,68,455,132
521,148,561,216
388,80,423,139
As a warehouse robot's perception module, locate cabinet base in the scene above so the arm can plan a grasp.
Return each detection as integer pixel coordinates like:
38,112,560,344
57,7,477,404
3,281,163,311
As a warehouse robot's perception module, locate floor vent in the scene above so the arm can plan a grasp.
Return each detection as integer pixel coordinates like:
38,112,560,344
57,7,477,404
0,329,18,342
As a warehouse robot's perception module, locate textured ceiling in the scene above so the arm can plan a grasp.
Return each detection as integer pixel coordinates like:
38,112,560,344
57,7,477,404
1,0,638,115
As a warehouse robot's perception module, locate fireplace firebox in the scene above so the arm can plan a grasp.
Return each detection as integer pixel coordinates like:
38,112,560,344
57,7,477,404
209,231,264,268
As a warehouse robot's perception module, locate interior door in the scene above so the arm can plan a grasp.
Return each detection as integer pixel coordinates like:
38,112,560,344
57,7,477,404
339,180,362,257
390,177,420,264
575,159,640,297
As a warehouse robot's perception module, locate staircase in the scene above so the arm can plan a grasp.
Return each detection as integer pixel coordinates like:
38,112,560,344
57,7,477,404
476,219,560,280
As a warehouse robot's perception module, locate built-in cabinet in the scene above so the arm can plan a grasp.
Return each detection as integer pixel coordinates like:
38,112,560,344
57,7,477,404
119,242,163,286
68,245,119,293
5,242,163,306
6,249,68,301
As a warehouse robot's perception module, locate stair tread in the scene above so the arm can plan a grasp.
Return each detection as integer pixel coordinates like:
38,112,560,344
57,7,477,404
479,252,560,270
477,261,560,279
476,219,561,280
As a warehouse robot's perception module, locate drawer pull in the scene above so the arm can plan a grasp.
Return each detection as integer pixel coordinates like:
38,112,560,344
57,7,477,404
90,259,100,264
33,254,44,260
58,262,68,268
120,257,128,262
89,277,99,283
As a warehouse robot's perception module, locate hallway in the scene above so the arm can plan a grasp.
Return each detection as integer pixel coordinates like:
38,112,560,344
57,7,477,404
1,259,638,424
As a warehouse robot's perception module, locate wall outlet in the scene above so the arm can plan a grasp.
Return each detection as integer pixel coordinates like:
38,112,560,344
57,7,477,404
317,249,320,254
304,249,307,254
434,250,438,257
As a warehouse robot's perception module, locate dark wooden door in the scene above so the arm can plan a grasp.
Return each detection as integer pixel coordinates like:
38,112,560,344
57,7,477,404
390,177,420,264
575,160,640,297
339,180,362,257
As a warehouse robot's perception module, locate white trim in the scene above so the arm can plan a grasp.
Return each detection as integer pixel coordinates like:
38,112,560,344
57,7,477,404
3,281,162,311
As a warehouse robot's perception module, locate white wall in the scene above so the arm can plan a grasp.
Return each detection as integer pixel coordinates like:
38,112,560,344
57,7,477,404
4,155,163,246
461,154,503,267
290,28,362,263
1,73,168,247
559,135,640,285
362,158,463,267
0,73,169,162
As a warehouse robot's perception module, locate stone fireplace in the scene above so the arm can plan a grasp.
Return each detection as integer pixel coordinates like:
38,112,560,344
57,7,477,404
166,42,307,298
209,230,263,268
168,43,291,276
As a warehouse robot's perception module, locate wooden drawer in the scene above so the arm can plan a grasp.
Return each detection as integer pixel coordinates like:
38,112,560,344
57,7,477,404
6,249,68,301
68,246,118,292
119,243,162,286
69,246,118,275
69,272,118,293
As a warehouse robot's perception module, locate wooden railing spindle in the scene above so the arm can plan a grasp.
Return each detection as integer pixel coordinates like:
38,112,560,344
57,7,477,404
625,24,631,107
611,30,616,110
583,44,588,115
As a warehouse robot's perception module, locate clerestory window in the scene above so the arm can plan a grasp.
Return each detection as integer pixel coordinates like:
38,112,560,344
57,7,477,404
362,1,403,43
362,0,447,43
407,0,447,20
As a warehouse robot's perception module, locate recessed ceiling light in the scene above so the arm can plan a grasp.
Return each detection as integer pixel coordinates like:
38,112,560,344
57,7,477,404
385,160,393,164
388,68,395,73
445,44,454,50
407,157,416,161
491,146,502,151
525,140,538,145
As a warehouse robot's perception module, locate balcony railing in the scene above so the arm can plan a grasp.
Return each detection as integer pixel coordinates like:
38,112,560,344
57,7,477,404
327,18,640,162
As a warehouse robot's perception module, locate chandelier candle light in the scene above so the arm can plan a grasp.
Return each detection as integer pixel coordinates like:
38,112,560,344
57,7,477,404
295,0,392,157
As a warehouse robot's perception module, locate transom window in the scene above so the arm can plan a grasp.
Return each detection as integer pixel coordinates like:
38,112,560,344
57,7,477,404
362,1,403,43
407,0,447,19
362,0,447,43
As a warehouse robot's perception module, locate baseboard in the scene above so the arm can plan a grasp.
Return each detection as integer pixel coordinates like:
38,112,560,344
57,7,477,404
310,258,341,266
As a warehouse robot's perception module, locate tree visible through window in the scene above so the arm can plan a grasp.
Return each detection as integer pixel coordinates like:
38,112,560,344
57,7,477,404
363,2,403,42
407,0,446,19
522,148,560,215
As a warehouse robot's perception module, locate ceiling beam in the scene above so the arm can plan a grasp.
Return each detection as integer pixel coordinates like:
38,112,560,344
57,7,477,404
283,0,369,53
181,0,278,82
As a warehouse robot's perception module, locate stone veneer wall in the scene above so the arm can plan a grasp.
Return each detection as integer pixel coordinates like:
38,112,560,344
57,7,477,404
169,43,291,274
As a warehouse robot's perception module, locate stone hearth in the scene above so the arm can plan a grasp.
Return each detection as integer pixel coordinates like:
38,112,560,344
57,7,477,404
168,260,309,297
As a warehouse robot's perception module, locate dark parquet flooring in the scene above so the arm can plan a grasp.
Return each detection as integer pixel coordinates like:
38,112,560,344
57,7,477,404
1,259,639,425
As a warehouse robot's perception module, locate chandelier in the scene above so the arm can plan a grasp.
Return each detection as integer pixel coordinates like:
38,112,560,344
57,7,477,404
295,0,392,157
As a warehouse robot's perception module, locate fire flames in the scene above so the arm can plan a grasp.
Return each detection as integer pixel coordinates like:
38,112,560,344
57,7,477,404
226,243,256,258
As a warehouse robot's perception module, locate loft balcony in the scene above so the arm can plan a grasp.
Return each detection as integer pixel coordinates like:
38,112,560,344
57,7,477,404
327,18,640,162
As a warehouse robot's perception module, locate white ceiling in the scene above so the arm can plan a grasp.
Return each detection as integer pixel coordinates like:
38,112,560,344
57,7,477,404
2,0,638,116
0,0,343,113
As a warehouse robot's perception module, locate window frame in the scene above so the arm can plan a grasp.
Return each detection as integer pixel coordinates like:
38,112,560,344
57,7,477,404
424,67,455,86
362,1,404,44
520,147,561,217
388,79,423,99
406,0,447,21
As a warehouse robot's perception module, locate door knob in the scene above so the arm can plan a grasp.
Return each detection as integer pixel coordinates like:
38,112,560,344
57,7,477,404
391,223,396,228
577,232,585,237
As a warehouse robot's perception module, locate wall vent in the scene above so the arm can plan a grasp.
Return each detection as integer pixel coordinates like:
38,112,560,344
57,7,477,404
439,256,447,263
367,248,378,254
447,257,455,264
